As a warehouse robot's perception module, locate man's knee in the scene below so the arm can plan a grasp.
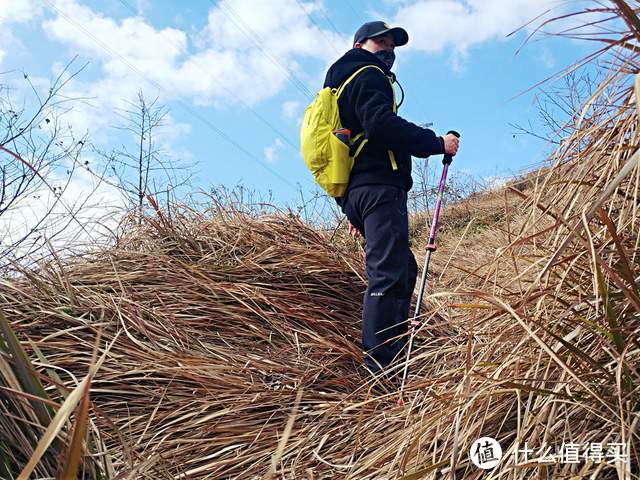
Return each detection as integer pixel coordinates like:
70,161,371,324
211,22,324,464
367,259,411,297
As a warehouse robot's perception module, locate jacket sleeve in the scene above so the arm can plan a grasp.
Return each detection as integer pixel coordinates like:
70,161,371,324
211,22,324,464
347,69,444,158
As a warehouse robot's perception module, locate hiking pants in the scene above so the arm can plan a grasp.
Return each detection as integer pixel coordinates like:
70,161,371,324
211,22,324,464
340,184,418,373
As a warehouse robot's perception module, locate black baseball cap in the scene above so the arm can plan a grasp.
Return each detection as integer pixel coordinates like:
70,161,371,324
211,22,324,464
353,21,409,47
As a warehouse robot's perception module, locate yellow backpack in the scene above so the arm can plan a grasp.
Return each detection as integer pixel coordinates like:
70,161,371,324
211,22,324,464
300,65,397,197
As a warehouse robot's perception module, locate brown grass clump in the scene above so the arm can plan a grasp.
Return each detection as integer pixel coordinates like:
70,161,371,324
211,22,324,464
2,207,381,478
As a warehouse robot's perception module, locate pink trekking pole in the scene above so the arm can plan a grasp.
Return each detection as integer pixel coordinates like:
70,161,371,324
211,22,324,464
397,130,460,406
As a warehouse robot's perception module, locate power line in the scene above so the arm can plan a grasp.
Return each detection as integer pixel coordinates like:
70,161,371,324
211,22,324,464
317,7,343,39
344,0,368,25
293,0,342,56
116,0,299,151
42,0,297,189
212,0,315,99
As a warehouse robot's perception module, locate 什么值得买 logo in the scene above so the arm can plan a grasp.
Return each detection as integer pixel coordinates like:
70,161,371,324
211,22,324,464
470,437,502,469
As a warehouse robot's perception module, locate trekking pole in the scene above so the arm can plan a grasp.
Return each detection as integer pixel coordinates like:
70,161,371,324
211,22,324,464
397,130,460,407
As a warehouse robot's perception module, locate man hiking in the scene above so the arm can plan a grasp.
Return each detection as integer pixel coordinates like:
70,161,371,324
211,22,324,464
323,21,460,382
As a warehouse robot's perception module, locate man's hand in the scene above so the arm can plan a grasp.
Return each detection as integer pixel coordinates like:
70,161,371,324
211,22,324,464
443,133,460,156
347,220,362,238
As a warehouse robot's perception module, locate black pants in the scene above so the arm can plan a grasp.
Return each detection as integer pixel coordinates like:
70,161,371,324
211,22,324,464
340,184,418,373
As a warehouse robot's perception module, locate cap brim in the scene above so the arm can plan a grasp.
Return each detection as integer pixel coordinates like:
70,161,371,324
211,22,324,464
369,26,409,47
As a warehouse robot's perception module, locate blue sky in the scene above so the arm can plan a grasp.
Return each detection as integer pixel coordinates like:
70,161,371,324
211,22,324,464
1,0,599,211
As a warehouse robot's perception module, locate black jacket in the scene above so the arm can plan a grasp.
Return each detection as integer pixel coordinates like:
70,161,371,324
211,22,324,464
323,48,444,194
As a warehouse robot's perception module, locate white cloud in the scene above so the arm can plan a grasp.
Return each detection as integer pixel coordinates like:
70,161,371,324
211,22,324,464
43,0,188,79
264,138,285,162
131,0,151,16
539,46,555,69
0,0,44,66
392,0,591,65
0,156,126,263
483,175,508,189
0,0,43,24
282,100,301,119
42,0,349,108
33,0,354,161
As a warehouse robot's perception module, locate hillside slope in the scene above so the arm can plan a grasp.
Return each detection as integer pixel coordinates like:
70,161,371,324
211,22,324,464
1,147,638,478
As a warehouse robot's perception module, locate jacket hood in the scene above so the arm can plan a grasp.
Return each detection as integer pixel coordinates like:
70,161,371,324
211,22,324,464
323,48,392,89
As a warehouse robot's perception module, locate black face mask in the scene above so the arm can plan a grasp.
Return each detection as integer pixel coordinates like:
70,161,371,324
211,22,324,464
373,49,395,70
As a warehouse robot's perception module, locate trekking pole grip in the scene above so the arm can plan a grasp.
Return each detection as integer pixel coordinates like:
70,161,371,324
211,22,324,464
443,130,460,165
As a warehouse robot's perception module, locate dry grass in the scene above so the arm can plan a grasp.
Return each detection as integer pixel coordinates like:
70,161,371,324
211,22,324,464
1,206,375,478
1,159,637,478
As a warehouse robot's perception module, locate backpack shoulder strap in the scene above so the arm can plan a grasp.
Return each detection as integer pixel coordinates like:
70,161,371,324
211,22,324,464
336,65,385,99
